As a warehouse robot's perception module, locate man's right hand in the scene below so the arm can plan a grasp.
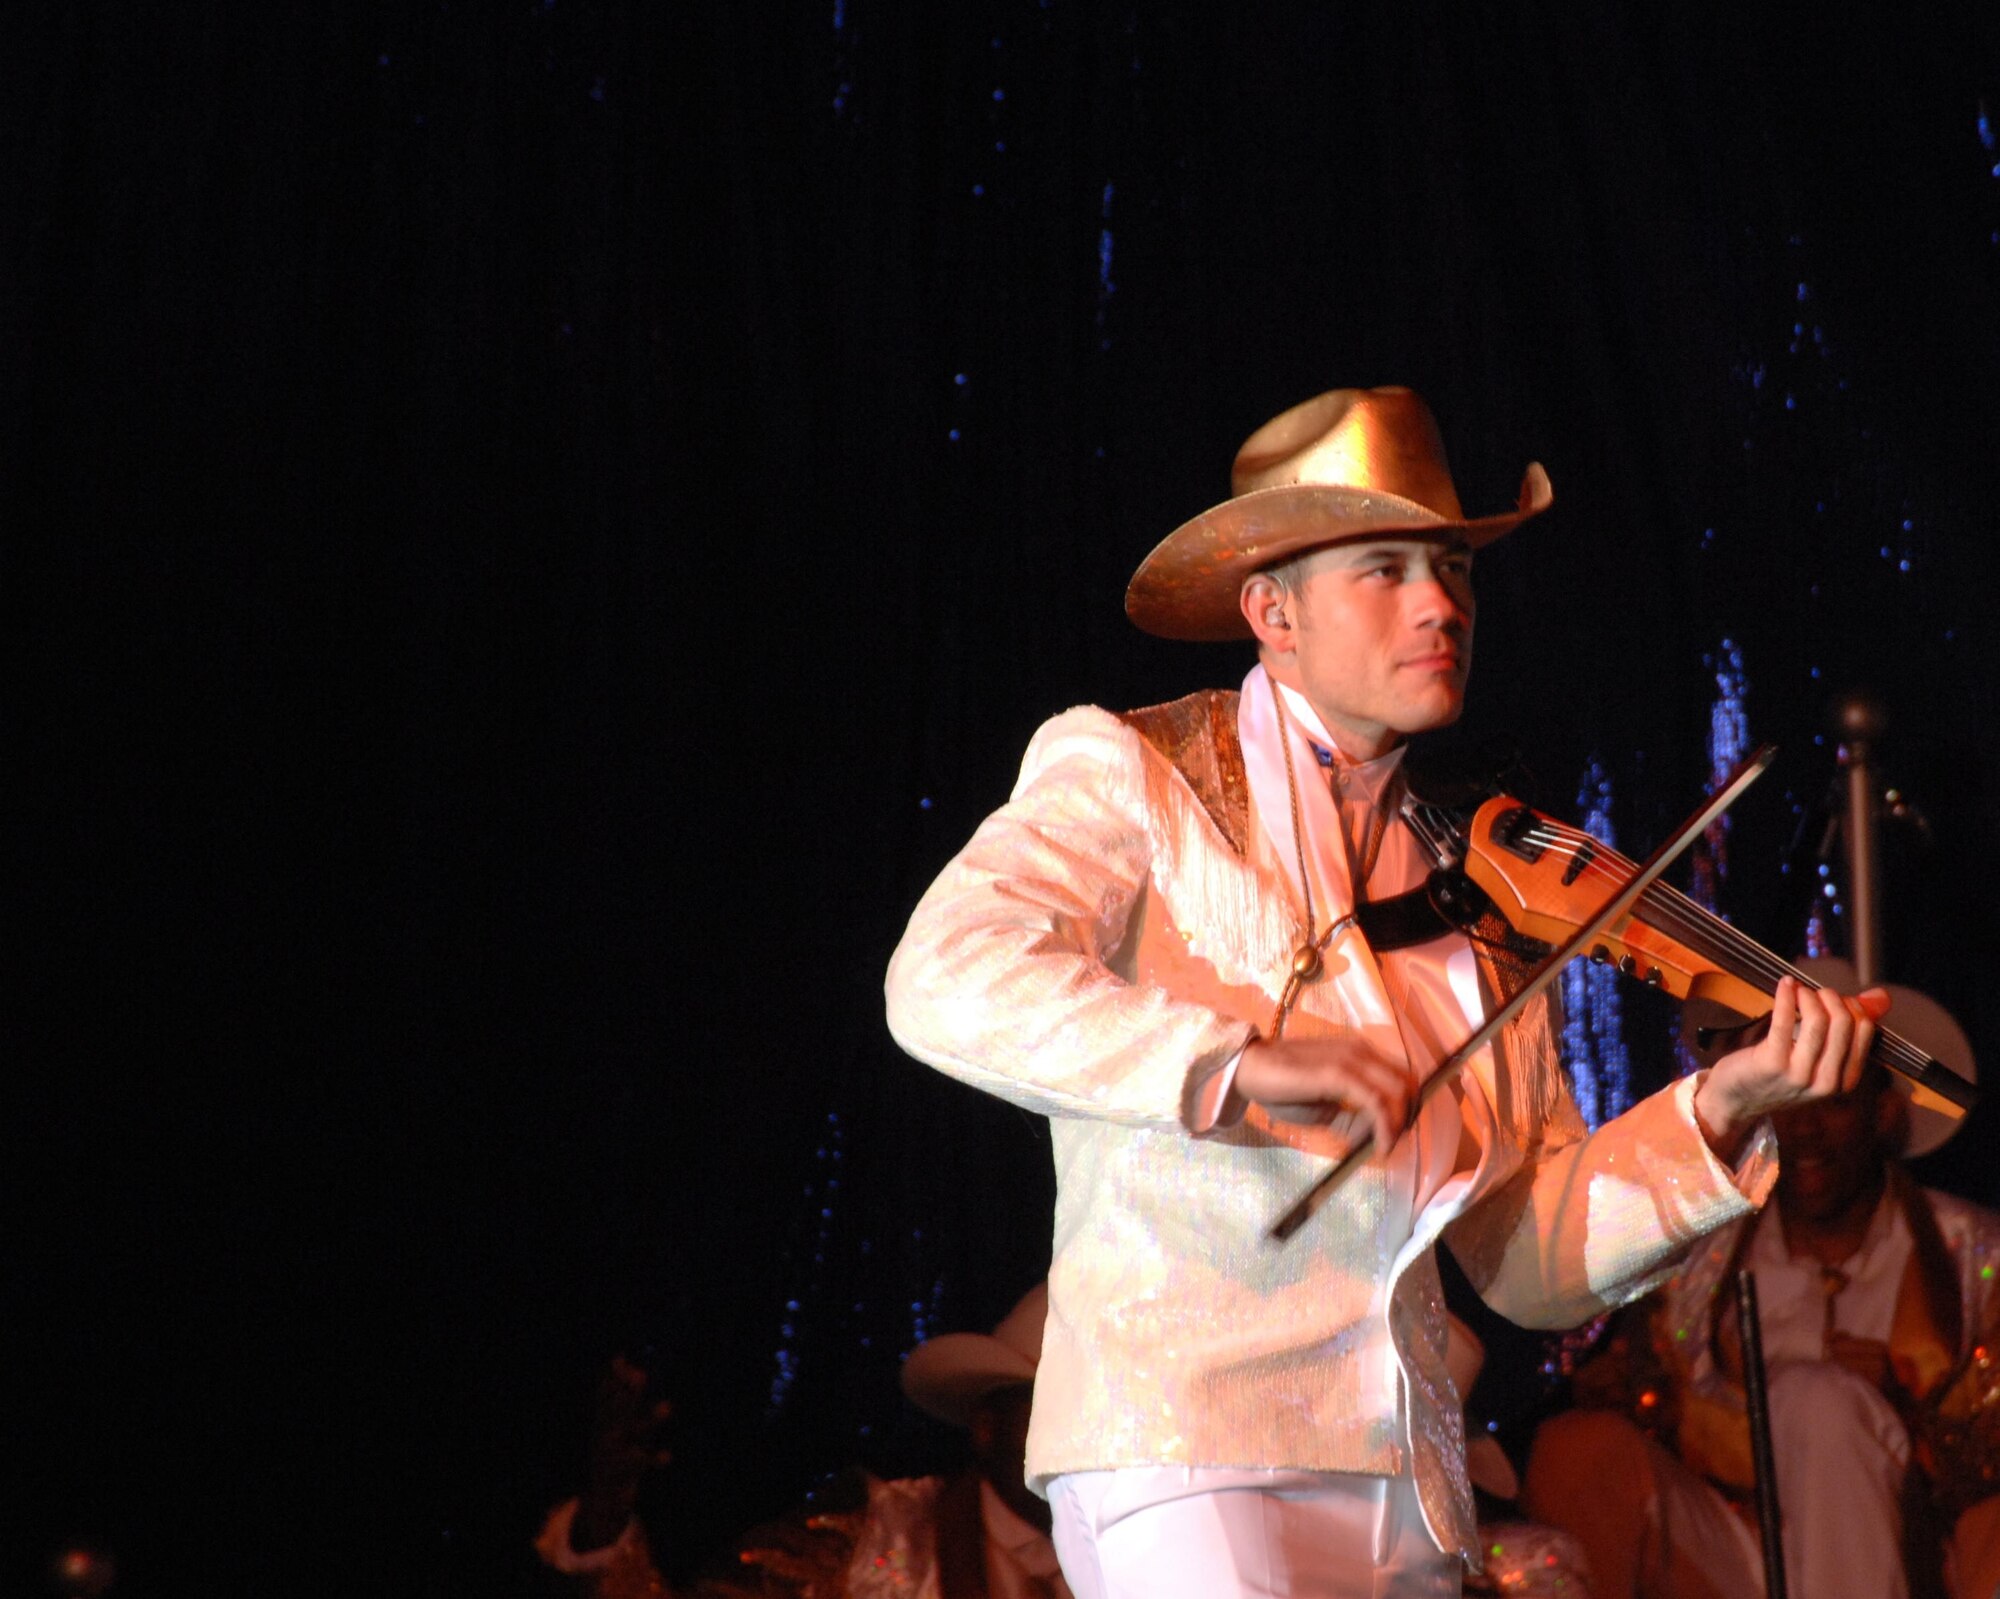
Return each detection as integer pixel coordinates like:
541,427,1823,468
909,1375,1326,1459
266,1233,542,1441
571,1355,673,1554
1229,1034,1418,1153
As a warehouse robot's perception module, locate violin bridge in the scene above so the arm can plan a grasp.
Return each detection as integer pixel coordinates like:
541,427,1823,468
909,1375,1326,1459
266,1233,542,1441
1490,806,1547,864
1560,837,1597,885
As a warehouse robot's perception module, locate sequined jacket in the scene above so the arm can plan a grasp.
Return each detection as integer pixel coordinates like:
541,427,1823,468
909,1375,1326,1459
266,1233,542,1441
885,691,1774,1565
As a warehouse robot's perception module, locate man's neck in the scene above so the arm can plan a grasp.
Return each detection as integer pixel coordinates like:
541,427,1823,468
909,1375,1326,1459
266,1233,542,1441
1325,725,1402,764
1264,672,1403,764
1779,1173,1891,1268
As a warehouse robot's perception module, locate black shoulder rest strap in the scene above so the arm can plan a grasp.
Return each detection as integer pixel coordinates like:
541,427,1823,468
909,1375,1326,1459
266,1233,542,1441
1358,868,1552,965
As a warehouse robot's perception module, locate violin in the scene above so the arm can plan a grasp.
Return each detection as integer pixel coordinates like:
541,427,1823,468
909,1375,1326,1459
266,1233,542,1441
1268,753,1980,1241
1455,796,1977,1122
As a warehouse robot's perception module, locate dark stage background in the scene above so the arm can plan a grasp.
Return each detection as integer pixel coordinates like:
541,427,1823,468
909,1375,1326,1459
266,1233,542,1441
14,5,2000,1594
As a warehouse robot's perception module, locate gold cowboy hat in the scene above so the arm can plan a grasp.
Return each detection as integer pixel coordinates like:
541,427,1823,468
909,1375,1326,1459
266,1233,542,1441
1125,386,1553,641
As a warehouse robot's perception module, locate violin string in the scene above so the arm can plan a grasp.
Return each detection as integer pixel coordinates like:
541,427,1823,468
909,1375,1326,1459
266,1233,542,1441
1522,828,1802,992
1523,826,1788,976
1516,820,1933,1070
1517,822,1809,986
1509,820,1932,1071
1520,823,1864,999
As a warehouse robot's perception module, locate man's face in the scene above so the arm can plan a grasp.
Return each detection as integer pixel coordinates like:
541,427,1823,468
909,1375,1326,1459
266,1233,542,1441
1255,537,1475,759
1772,1081,1892,1227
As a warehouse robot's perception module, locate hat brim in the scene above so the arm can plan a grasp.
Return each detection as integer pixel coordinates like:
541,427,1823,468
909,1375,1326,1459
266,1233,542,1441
1125,464,1552,642
899,1332,1038,1427
1786,957,1976,1158
1468,1434,1522,1502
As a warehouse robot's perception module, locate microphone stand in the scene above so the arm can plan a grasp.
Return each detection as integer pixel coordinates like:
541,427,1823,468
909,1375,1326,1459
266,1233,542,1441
1735,1269,1789,1599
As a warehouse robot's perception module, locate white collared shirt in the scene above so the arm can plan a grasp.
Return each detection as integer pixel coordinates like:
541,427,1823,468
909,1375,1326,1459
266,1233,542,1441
1745,1186,1911,1366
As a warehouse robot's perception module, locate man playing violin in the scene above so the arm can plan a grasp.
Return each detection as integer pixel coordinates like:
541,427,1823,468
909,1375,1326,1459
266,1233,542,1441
886,386,1885,1599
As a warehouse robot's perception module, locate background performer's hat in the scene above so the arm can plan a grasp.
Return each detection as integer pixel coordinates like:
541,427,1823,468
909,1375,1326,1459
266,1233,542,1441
1125,386,1552,641
1446,1312,1522,1502
899,1282,1046,1426
1791,956,1975,1158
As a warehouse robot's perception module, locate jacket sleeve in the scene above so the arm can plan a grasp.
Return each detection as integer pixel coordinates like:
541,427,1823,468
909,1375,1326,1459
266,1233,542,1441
1445,1071,1778,1329
885,706,1257,1130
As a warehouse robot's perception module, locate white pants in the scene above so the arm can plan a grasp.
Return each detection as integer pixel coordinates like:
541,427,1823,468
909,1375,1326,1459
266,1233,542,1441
1048,1468,1460,1599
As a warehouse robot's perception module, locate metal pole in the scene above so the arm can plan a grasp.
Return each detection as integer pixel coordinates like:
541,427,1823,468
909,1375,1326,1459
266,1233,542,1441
1736,1269,1789,1599
1834,693,1885,987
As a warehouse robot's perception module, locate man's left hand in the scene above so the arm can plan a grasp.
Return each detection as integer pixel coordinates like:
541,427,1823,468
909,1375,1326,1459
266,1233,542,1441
1690,976,1888,1162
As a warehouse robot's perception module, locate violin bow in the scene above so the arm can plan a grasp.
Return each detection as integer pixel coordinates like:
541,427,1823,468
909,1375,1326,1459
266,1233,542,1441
1268,743,1779,1243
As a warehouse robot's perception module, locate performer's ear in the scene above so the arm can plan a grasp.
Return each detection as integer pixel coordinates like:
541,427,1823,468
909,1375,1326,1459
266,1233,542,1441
1241,573,1295,655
